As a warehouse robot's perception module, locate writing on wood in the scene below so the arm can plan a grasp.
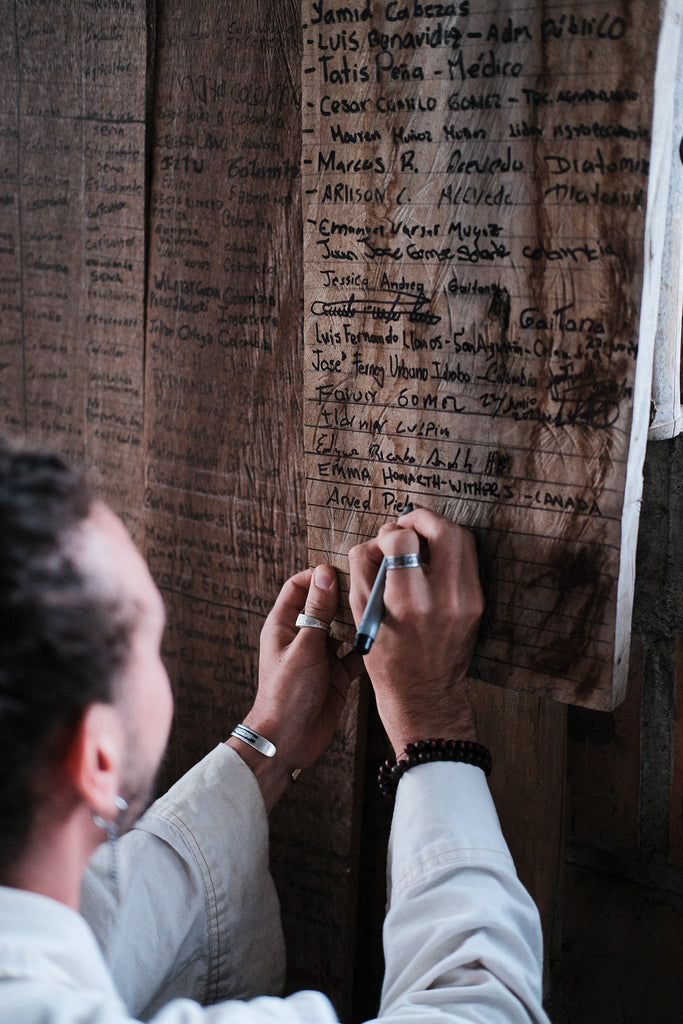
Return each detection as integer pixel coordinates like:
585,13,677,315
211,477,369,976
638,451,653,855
140,2,360,1012
0,0,147,525
302,0,672,710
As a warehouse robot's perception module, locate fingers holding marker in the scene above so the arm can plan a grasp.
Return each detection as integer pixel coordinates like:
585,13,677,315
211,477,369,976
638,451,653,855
396,507,481,593
395,509,484,635
348,536,384,612
349,506,484,661
350,520,426,655
374,515,425,589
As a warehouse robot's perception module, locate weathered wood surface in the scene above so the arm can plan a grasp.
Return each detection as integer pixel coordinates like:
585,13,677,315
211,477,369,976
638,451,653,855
301,0,678,710
0,1,362,1011
1,2,680,1015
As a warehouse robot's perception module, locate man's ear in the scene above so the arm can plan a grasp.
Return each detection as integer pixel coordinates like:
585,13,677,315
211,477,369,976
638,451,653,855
64,703,125,819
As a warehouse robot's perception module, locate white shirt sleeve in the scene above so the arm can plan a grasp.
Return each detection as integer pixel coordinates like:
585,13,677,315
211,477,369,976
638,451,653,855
81,744,286,1018
82,752,550,1024
372,761,551,1023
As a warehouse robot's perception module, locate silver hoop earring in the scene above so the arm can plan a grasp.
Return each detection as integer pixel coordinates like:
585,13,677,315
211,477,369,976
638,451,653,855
92,796,128,893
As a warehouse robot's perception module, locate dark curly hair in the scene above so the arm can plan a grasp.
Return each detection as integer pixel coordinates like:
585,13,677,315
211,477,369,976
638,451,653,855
0,436,133,876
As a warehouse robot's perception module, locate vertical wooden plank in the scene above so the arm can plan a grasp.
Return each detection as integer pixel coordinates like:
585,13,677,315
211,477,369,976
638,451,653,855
0,2,23,435
142,0,306,777
649,21,683,442
468,679,567,966
567,634,643,852
551,863,683,1024
669,632,683,868
0,0,147,524
142,2,361,1013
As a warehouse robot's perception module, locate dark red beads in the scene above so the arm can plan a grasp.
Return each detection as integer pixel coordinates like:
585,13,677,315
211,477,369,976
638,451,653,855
378,738,492,800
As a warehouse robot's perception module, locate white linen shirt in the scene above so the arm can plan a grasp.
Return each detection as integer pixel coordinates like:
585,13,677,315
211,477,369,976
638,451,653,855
81,744,286,1016
0,744,551,1023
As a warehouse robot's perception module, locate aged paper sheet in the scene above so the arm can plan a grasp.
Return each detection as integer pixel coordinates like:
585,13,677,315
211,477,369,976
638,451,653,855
302,0,679,710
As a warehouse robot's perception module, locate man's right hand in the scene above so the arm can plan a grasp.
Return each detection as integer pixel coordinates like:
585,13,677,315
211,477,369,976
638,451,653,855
348,507,484,755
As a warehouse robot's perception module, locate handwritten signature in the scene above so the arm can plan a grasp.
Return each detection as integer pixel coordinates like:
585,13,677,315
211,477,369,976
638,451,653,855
311,291,440,325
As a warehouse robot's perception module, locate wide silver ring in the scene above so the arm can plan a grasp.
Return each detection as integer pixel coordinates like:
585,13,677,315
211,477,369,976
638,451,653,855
385,553,423,569
295,612,331,633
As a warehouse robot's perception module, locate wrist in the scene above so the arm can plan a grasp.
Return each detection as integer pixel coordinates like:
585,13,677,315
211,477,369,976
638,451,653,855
226,719,296,813
372,672,478,755
378,738,492,801
381,703,478,756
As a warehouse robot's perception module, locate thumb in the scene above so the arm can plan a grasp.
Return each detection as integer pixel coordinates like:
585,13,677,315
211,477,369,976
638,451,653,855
300,564,338,630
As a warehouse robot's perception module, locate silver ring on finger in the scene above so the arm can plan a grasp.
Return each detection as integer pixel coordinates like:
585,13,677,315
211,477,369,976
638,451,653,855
295,612,331,633
385,553,423,569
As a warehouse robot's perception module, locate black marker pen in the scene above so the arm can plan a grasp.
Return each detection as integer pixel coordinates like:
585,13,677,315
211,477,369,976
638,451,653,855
353,503,413,655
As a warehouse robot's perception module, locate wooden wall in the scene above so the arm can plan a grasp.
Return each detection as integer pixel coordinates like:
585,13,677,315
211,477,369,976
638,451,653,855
0,0,360,1010
1,2,682,1021
550,435,683,1024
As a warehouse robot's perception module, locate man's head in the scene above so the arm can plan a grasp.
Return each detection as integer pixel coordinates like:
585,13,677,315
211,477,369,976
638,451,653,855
0,436,173,882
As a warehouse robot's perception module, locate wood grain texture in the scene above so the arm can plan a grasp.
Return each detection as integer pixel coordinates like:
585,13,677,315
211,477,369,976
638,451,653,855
300,0,675,710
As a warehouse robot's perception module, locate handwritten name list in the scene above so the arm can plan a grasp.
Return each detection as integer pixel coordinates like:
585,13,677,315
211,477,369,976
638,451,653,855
302,0,673,709
139,2,359,1011
0,0,147,525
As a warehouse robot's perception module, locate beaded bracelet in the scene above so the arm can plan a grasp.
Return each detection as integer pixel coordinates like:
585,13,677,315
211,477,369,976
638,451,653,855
378,738,492,800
